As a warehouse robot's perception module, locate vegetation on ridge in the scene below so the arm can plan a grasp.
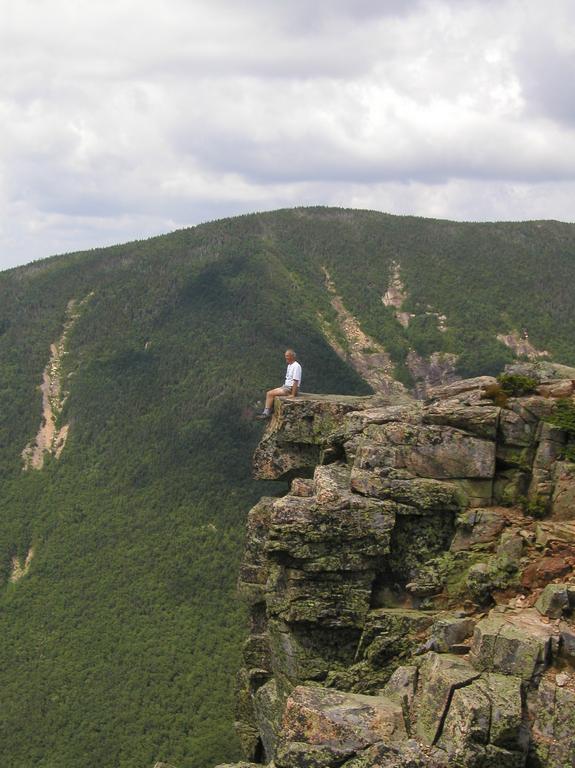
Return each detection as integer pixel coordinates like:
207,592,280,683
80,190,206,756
547,398,575,462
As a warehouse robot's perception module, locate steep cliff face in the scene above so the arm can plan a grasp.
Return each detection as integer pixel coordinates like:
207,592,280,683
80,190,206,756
225,365,575,768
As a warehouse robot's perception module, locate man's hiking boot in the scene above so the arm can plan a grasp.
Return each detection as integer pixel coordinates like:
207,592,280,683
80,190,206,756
256,413,271,420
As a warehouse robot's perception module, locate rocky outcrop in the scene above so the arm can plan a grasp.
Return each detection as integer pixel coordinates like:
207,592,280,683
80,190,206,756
504,360,575,384
276,686,407,768
529,677,575,767
231,373,575,768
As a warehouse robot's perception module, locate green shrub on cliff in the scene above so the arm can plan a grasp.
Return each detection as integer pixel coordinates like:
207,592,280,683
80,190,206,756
497,373,538,397
548,397,575,435
547,398,575,463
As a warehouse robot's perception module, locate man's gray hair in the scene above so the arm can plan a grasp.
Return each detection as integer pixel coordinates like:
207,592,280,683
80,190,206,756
285,348,296,357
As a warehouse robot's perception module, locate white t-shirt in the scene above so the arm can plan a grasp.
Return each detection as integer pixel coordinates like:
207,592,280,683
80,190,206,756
284,361,302,388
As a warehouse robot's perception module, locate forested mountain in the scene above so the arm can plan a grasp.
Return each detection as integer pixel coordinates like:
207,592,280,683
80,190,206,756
0,207,573,768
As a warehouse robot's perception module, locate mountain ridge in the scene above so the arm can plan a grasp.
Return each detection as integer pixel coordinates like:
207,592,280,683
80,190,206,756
0,207,574,766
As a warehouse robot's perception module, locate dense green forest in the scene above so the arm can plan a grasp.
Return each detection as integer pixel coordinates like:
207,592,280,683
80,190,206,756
0,207,574,767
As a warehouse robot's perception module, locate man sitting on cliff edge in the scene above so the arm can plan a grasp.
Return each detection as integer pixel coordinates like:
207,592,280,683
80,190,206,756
257,349,302,419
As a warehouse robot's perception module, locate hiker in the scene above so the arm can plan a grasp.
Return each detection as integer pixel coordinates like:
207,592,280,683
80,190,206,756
257,349,302,419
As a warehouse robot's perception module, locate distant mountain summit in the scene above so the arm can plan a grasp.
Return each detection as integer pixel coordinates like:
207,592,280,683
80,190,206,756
0,207,573,767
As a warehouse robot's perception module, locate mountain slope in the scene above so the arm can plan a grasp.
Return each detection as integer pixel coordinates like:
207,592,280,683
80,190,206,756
0,207,573,767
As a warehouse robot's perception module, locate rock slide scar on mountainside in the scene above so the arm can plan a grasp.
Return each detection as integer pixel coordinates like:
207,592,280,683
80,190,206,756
21,293,93,471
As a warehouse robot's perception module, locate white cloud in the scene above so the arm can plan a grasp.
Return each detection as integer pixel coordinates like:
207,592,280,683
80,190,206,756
0,0,574,269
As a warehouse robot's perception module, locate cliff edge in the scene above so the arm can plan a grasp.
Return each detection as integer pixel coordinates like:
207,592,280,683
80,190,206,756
224,366,575,768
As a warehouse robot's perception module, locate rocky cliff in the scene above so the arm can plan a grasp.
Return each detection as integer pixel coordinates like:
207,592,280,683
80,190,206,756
222,365,575,768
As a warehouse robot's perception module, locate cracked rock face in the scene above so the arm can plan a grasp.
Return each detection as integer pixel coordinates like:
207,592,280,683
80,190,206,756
230,377,575,768
276,686,407,768
529,678,575,767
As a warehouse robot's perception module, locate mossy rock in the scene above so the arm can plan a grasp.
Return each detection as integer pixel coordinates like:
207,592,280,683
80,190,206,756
388,513,455,584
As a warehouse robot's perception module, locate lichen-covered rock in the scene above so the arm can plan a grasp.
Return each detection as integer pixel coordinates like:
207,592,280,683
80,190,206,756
290,477,314,496
494,468,529,506
551,461,575,520
450,508,507,552
241,632,272,675
343,404,421,435
265,474,398,627
422,402,500,440
527,425,569,507
426,377,497,401
498,408,537,449
535,519,575,547
266,488,396,567
495,530,524,563
358,423,496,480
312,463,352,503
237,497,274,604
560,631,575,670
535,583,572,618
266,565,375,628
436,678,491,757
275,685,407,768
389,514,456,588
234,668,261,761
214,763,262,768
278,395,375,445
413,653,479,745
253,395,373,480
339,739,437,768
254,438,321,481
510,394,556,423
464,536,525,605
324,608,434,694
412,675,524,768
405,567,443,598
268,619,360,685
466,562,493,604
420,669,526,766
253,678,282,762
383,665,418,715
505,360,575,383
478,673,525,752
452,477,495,507
529,677,575,767
355,609,435,675
537,379,574,398
465,531,525,599
427,614,475,653
534,423,567,466
350,466,462,513
264,485,397,627
469,609,558,682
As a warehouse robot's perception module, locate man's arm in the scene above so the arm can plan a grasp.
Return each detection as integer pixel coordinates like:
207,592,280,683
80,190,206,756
290,380,299,397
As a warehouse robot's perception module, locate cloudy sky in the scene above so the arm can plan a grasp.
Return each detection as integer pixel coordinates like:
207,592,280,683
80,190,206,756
1,0,574,269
